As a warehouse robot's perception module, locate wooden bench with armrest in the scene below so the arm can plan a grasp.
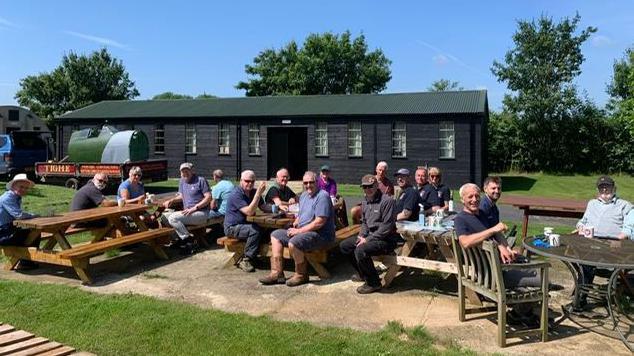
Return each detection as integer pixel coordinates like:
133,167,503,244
217,224,361,279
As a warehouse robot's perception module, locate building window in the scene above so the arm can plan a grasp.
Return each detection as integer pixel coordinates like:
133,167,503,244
315,122,328,156
8,110,19,121
348,122,362,157
154,124,165,154
392,121,406,158
219,123,230,155
248,123,260,155
439,121,455,159
185,123,197,154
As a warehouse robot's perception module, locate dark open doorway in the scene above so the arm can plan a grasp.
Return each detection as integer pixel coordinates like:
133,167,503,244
267,127,307,180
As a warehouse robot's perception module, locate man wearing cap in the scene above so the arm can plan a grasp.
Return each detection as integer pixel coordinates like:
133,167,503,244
163,163,212,253
340,174,396,294
265,168,297,211
260,171,335,286
394,168,420,221
316,165,337,197
224,170,268,272
575,175,632,307
420,167,451,214
351,161,394,224
0,174,41,269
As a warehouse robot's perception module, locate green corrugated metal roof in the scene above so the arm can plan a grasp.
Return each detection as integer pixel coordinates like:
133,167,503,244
57,90,487,120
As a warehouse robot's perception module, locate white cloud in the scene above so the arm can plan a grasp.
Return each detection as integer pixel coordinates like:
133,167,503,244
64,30,129,49
432,54,448,65
475,85,487,90
0,16,19,29
592,35,613,47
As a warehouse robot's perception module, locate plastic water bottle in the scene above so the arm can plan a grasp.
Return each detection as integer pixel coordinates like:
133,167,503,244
418,204,425,225
448,191,454,212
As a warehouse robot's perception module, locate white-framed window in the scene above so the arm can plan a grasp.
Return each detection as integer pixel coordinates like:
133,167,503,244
392,121,406,158
154,124,165,154
315,122,328,156
185,122,197,154
248,123,260,155
439,121,455,159
218,123,230,155
348,122,362,157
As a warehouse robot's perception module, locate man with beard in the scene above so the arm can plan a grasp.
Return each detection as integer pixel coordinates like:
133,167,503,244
70,173,118,227
480,176,502,227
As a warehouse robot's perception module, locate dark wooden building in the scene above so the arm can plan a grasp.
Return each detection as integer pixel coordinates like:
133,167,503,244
55,91,489,187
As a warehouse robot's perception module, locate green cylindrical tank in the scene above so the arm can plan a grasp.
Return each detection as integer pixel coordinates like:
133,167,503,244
68,126,149,163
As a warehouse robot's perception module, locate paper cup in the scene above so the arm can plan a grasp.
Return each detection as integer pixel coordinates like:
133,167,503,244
549,234,560,247
117,199,126,208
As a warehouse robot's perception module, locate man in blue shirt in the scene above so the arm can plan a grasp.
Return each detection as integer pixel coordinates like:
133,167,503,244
224,170,268,272
208,169,234,218
421,167,451,214
0,174,39,269
260,171,335,286
479,176,501,227
163,163,211,252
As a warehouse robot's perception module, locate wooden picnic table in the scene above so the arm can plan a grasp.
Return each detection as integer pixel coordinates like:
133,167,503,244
246,213,294,229
3,205,173,284
382,224,482,305
500,195,586,252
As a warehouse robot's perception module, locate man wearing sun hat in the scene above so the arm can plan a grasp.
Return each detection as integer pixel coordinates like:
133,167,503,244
0,174,39,268
339,174,396,294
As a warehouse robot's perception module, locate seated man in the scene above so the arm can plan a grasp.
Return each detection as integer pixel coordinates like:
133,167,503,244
316,165,337,198
479,176,502,228
340,174,396,294
224,170,268,272
351,161,394,224
260,171,335,286
117,166,145,205
456,183,544,323
414,167,429,200
70,173,117,227
0,174,39,269
264,168,297,212
208,169,233,219
575,175,632,306
394,168,420,222
162,163,212,252
623,209,634,240
421,167,451,214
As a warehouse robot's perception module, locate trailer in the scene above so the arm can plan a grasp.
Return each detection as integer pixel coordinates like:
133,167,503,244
35,159,168,190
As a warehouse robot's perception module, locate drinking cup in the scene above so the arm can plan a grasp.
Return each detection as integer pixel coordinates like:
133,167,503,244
271,204,279,214
548,234,560,247
118,199,126,208
544,227,554,236
583,226,594,238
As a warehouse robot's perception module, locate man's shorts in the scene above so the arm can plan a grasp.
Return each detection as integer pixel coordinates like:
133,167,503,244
270,229,334,252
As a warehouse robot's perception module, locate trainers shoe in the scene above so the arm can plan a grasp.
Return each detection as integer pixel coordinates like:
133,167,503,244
238,257,256,273
16,260,39,270
179,242,195,255
350,273,364,282
356,283,381,294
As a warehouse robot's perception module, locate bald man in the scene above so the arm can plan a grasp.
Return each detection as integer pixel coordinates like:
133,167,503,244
265,168,297,211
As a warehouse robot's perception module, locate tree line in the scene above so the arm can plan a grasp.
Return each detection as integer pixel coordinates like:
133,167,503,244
14,15,633,174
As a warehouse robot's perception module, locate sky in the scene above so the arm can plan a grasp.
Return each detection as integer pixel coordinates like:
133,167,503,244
1,1,633,111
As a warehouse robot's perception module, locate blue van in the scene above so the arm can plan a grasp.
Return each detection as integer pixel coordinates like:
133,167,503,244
0,131,51,178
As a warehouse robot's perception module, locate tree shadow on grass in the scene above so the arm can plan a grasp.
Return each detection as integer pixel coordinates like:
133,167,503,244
499,176,537,193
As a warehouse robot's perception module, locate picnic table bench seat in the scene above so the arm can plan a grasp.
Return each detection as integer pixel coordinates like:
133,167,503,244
217,224,361,279
0,322,92,356
181,216,224,248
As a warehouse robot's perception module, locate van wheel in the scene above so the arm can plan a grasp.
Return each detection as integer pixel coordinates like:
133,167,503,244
65,178,80,190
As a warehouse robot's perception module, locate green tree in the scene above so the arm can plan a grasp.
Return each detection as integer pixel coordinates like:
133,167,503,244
605,47,634,172
607,47,634,105
236,31,391,96
15,48,139,121
152,92,193,100
427,79,463,92
491,14,597,171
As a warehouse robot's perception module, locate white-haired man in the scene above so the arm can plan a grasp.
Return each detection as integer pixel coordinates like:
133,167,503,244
224,170,268,272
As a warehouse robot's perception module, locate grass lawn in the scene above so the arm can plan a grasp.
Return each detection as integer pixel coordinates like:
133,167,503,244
0,280,472,356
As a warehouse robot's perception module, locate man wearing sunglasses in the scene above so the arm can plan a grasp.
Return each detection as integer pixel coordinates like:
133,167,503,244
339,174,396,294
260,171,335,286
224,170,268,272
420,167,450,215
